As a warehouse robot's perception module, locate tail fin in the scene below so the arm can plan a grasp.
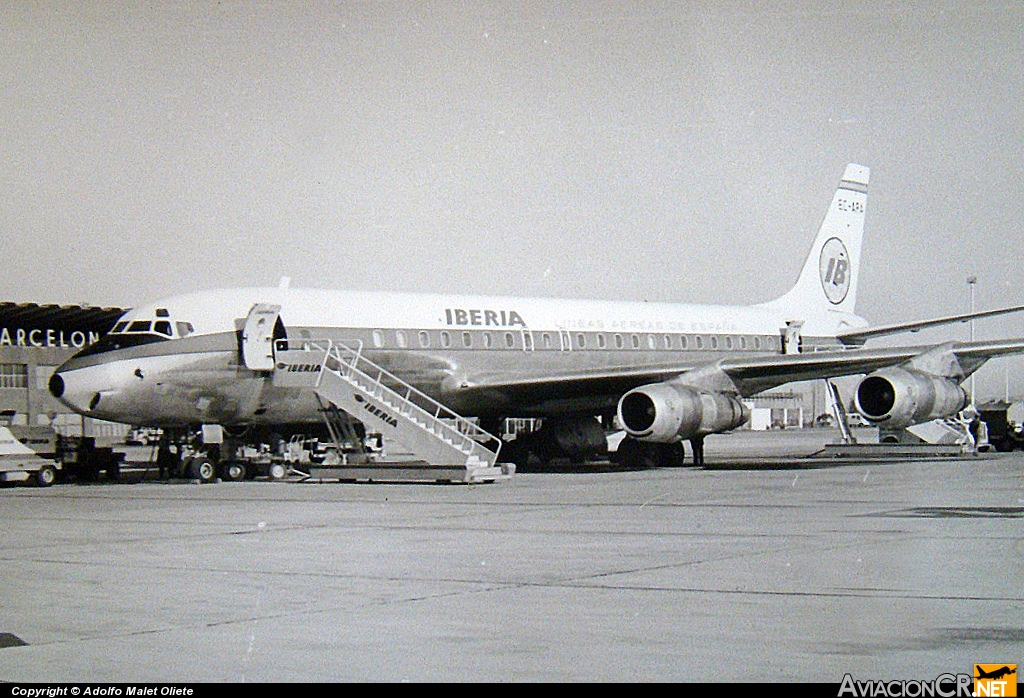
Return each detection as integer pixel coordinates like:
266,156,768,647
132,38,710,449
766,163,869,316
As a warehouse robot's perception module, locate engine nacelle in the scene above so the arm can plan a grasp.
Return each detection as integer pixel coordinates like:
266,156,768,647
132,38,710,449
853,367,968,428
617,381,749,442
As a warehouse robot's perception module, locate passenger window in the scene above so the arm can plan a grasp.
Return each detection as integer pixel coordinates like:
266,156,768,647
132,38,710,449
462,332,472,348
680,335,688,349
542,333,552,349
631,334,640,349
754,337,762,350
396,330,407,348
418,331,430,348
725,336,733,349
441,331,451,348
663,335,672,349
372,330,384,348
597,334,606,349
577,333,586,349
484,332,492,349
710,336,718,349
695,336,704,349
648,335,657,350
505,332,515,349
615,334,623,349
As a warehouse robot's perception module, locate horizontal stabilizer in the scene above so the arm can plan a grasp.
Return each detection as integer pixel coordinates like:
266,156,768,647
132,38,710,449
837,304,1024,344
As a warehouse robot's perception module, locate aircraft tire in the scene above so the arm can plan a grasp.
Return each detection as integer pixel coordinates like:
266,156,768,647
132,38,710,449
615,438,647,468
661,441,687,467
268,463,287,481
34,464,57,487
617,439,684,469
500,442,532,471
222,461,247,482
192,458,218,483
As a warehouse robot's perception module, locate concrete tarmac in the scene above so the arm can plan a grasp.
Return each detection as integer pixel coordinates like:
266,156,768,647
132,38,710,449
0,430,1021,683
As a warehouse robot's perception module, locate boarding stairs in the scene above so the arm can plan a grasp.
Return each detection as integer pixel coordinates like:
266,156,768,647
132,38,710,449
813,379,971,460
272,340,512,483
905,417,975,447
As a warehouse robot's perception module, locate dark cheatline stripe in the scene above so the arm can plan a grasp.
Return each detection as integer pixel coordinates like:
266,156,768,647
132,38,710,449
58,331,239,371
839,179,868,194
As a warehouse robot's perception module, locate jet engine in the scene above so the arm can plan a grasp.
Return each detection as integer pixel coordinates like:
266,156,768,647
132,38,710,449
617,381,749,442
853,367,968,428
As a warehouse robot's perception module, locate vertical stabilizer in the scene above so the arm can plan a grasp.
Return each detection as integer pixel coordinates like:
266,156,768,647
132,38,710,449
766,163,869,317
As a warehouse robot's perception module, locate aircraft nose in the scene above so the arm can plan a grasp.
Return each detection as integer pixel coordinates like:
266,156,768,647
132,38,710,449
49,365,110,417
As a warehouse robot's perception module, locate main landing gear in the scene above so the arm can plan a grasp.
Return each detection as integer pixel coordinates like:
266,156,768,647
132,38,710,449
614,437,706,468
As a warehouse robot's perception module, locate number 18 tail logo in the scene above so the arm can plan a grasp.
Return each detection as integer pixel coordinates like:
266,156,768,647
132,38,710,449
819,237,851,305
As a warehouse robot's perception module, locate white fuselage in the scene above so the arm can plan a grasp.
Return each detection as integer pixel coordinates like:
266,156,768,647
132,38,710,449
51,286,867,428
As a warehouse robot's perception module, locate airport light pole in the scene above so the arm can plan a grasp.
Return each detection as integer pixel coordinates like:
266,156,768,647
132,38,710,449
967,275,977,405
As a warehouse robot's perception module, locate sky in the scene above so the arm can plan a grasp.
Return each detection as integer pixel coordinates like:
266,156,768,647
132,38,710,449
2,1,1024,398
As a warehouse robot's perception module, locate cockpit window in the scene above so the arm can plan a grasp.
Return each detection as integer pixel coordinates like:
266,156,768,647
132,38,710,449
72,332,171,358
100,313,191,349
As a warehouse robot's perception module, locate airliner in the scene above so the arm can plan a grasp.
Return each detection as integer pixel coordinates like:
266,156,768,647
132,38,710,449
48,164,1024,468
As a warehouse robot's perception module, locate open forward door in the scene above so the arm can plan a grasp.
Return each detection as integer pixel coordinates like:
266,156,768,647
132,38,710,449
241,303,283,371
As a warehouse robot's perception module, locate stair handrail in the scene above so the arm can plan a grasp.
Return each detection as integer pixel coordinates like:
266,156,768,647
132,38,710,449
275,338,502,463
330,342,502,462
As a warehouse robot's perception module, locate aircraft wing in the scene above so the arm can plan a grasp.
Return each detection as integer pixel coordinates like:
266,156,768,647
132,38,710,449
715,338,1024,395
837,304,1024,344
453,339,1024,414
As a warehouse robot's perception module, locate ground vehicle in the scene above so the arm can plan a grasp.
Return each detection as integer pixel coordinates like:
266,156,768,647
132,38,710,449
0,426,61,486
0,425,124,484
60,436,126,481
977,401,1024,452
151,424,383,483
125,427,163,446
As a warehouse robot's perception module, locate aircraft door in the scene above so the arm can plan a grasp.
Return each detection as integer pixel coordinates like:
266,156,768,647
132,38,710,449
521,329,534,352
782,320,804,355
559,329,572,352
241,303,284,371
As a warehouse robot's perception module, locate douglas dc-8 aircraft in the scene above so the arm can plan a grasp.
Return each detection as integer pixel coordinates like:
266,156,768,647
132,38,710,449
49,164,1024,468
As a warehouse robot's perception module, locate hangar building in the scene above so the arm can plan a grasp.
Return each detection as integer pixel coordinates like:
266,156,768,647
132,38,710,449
0,301,126,436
